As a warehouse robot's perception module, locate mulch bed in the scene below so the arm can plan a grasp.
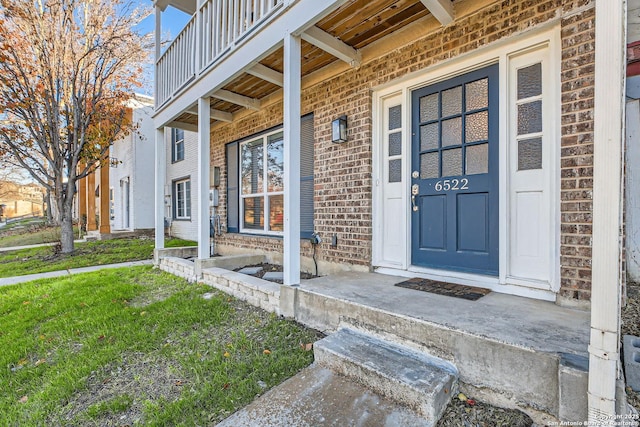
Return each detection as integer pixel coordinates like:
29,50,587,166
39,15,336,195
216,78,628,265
437,395,533,427
233,263,317,284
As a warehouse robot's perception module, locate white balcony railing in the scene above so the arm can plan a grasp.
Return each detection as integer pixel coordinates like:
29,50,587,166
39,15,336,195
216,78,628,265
156,16,197,108
156,0,284,108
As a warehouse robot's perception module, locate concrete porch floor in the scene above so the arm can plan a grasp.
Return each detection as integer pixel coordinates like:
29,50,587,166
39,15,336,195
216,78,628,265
284,271,591,423
298,271,590,356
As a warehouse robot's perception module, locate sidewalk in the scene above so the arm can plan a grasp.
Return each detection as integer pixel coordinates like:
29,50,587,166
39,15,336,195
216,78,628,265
0,239,86,252
0,260,153,287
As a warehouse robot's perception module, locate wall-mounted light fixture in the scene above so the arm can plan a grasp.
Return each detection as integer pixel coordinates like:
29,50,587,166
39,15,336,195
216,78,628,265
331,115,348,143
210,166,220,187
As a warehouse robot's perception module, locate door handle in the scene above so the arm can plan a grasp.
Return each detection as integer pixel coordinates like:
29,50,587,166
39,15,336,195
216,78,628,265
411,183,419,211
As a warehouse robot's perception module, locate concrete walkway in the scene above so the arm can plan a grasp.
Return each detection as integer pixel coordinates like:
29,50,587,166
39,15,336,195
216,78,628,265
0,259,153,287
0,239,86,253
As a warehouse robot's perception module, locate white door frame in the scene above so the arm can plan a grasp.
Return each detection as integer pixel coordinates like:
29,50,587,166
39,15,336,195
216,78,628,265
372,24,560,301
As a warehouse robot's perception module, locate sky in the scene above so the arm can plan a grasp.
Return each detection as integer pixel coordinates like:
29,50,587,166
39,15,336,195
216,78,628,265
135,2,192,44
134,1,193,95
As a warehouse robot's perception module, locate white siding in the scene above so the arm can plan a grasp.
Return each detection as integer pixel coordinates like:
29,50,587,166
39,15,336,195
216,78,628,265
131,105,156,229
109,98,156,231
165,129,198,241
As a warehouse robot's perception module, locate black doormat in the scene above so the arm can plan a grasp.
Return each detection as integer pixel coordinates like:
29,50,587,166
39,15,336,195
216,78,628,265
395,278,491,301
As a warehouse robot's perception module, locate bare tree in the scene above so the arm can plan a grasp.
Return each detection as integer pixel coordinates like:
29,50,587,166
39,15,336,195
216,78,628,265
0,0,151,253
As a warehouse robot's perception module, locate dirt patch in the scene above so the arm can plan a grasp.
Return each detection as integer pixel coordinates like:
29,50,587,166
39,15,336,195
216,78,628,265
128,279,184,308
233,263,318,283
55,353,186,426
437,395,533,426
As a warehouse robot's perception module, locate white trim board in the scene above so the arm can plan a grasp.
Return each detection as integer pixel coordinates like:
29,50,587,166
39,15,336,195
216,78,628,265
372,25,561,299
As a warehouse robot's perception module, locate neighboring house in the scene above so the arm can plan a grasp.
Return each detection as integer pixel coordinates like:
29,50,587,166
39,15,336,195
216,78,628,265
77,95,156,237
109,95,156,233
0,181,44,219
152,0,626,422
165,127,199,241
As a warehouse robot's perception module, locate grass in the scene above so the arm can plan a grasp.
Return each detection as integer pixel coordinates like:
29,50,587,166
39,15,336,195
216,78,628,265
0,238,196,278
0,266,318,425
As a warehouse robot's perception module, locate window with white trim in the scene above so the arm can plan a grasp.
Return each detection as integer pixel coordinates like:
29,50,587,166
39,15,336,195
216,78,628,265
171,128,184,163
240,130,284,233
173,178,191,220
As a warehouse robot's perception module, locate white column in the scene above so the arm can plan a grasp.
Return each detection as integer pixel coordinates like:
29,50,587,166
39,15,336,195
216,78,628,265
154,127,166,249
283,32,301,286
197,97,211,259
155,5,161,60
155,5,162,109
588,0,626,421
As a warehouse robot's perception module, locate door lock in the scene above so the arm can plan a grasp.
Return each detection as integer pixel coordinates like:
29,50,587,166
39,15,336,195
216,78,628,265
412,170,419,179
411,184,419,211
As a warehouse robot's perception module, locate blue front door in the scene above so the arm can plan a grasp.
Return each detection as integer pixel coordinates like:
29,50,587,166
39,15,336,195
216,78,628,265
411,65,499,275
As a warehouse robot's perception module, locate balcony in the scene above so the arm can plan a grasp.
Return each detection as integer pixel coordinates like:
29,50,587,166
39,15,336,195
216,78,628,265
154,0,456,127
156,0,284,109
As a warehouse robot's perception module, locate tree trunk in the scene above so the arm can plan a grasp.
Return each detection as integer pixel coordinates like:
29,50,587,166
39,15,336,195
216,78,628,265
60,210,75,253
45,188,55,225
58,182,76,254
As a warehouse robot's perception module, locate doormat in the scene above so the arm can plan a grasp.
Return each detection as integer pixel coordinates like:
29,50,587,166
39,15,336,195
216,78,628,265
394,278,491,301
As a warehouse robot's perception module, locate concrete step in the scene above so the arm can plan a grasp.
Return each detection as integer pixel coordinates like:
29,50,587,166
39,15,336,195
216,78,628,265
217,365,432,427
314,328,458,423
288,274,590,422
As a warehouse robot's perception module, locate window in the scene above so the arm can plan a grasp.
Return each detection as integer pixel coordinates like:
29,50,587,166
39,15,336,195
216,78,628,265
226,114,315,237
173,178,191,219
515,62,543,170
171,128,184,163
240,131,284,233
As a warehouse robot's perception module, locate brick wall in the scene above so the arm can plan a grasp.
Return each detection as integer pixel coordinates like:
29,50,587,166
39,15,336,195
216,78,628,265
559,5,595,302
209,0,595,299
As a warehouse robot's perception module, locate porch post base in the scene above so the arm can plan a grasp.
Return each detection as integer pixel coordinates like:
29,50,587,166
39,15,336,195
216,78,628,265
279,284,298,319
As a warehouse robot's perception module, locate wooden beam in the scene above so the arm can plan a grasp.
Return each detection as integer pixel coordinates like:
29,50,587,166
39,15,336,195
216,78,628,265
99,159,110,234
211,89,261,110
168,120,198,132
185,107,234,123
247,63,284,87
420,0,454,26
301,26,361,67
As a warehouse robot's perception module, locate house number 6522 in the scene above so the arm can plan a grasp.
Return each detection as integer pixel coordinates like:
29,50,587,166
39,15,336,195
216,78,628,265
434,178,469,192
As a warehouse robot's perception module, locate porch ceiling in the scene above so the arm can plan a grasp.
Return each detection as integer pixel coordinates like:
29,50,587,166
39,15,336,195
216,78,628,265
202,0,440,123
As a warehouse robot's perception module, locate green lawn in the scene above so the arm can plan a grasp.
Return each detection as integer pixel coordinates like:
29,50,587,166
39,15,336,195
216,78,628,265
0,266,317,425
0,238,196,278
